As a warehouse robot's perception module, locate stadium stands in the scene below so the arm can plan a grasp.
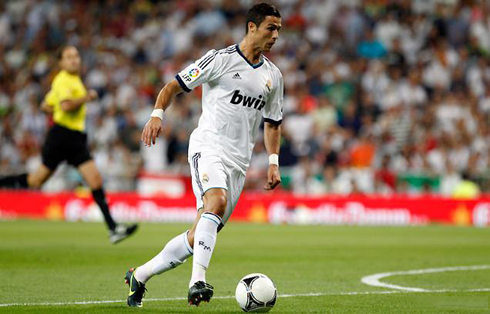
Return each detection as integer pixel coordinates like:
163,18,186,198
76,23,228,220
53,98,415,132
0,0,489,195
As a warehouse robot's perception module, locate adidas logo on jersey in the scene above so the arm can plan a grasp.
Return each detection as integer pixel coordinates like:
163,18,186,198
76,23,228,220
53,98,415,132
230,90,265,110
232,73,242,79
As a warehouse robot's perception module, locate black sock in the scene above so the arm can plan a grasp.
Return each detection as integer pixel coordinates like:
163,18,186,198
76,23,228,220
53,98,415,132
92,188,117,231
0,173,28,189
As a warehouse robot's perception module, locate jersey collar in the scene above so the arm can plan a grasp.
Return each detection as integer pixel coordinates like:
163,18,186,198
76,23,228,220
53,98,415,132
236,44,264,69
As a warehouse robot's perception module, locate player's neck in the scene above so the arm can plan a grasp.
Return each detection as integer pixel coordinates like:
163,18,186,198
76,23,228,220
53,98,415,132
238,40,262,65
62,68,80,76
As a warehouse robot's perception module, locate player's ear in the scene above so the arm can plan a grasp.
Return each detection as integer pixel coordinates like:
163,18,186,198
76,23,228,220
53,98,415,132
248,21,257,34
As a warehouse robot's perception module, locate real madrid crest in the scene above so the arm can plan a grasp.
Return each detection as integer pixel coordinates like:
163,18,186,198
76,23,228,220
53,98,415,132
266,79,272,92
202,173,209,183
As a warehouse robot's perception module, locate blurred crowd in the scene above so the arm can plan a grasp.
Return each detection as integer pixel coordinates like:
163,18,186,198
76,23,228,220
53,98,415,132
1,0,490,195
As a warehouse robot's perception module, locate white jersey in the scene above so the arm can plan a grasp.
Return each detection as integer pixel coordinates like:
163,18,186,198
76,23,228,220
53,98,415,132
176,44,283,173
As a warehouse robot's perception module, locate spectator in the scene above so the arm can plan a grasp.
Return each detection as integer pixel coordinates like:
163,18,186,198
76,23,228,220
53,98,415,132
357,28,387,59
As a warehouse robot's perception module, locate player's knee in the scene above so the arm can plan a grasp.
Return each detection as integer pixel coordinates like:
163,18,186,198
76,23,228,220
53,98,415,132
209,194,227,216
94,176,103,189
203,189,227,216
88,172,103,189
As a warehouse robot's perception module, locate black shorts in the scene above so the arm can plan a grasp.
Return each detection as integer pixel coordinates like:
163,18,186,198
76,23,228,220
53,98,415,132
41,124,92,170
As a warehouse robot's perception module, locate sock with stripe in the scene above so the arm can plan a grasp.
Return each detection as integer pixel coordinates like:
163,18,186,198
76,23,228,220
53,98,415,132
135,231,193,284
189,212,221,287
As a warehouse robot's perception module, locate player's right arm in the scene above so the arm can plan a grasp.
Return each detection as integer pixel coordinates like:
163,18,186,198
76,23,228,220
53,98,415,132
51,75,97,112
141,79,183,147
50,74,98,112
142,49,223,147
60,89,97,112
41,89,55,114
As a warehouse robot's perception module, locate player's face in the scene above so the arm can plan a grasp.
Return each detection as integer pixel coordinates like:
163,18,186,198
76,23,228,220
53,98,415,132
60,46,81,74
253,16,281,52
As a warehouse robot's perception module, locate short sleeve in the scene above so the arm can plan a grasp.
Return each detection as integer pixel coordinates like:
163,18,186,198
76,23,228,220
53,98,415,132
175,49,223,92
262,71,283,125
44,89,56,107
52,76,72,102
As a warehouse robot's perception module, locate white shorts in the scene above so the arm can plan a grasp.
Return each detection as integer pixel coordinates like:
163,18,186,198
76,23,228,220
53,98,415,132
189,150,246,225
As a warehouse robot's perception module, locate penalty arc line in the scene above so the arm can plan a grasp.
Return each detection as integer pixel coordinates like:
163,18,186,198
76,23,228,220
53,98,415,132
361,265,490,292
2,288,490,308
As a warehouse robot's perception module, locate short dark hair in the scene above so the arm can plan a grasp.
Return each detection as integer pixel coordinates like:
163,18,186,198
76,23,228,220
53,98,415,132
56,45,75,60
245,2,281,34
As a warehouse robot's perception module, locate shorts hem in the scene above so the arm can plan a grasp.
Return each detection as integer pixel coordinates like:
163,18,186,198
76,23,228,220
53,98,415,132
202,186,228,196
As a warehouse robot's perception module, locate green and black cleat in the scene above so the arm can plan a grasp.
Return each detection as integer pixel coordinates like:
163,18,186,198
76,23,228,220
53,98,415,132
188,281,214,306
124,268,147,307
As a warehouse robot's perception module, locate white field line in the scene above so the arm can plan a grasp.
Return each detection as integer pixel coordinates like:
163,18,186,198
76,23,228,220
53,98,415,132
361,265,490,292
2,288,490,308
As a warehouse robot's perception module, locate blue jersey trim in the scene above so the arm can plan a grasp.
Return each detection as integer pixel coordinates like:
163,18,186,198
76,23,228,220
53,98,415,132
203,187,228,194
175,75,191,93
264,118,282,126
236,44,264,69
202,215,220,226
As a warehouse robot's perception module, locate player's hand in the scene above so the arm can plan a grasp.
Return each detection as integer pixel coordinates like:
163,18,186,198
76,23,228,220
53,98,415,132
40,101,53,114
87,89,98,101
264,164,281,190
141,117,162,147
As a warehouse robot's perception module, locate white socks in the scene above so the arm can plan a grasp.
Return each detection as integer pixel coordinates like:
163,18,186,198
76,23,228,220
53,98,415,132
135,231,193,284
133,212,222,287
189,212,222,287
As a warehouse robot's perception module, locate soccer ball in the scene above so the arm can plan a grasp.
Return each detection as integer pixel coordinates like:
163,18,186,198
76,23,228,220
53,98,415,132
235,273,277,312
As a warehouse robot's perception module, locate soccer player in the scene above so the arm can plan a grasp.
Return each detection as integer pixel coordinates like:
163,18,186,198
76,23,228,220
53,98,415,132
125,2,283,308
0,46,138,244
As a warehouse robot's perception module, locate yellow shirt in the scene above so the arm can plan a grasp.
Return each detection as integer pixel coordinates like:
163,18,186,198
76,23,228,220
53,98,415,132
452,180,481,199
44,70,87,132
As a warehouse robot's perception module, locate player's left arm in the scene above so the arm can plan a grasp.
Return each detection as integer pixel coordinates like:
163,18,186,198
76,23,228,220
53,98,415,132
142,49,223,147
262,68,284,191
141,79,183,147
263,121,282,190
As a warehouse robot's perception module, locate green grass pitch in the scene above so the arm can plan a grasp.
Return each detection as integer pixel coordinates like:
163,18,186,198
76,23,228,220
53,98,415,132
1,220,490,313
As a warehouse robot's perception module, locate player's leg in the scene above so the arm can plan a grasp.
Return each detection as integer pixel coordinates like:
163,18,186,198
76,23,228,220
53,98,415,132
135,210,201,284
77,160,137,243
189,188,226,284
0,164,53,189
0,173,29,188
126,211,200,308
188,166,246,304
186,151,230,305
78,159,116,230
187,188,226,306
124,152,227,307
124,152,209,307
0,128,61,189
134,192,227,284
68,129,123,237
27,164,54,188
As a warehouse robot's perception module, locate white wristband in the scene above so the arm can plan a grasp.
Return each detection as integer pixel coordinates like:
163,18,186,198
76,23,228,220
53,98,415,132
150,109,164,120
269,154,279,166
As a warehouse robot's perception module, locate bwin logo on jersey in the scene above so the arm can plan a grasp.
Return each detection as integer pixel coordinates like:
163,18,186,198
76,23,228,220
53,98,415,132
230,90,265,110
